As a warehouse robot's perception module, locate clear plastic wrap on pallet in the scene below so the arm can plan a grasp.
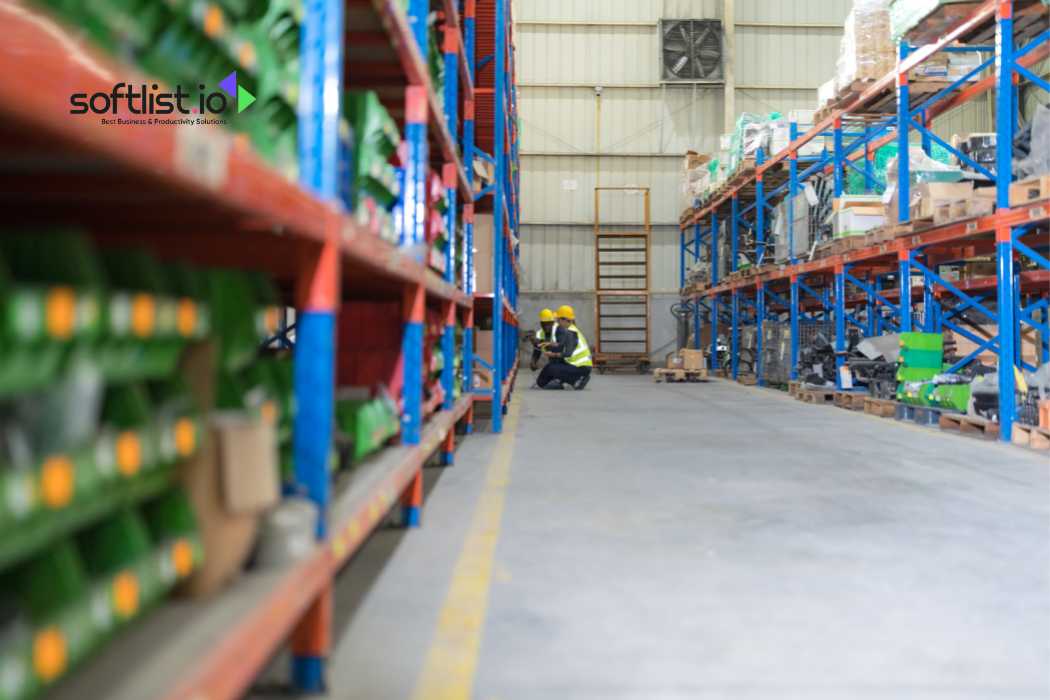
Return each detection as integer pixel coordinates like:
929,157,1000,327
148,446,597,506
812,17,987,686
817,78,837,109
836,0,894,93
1016,104,1050,179
889,0,942,42
729,112,768,170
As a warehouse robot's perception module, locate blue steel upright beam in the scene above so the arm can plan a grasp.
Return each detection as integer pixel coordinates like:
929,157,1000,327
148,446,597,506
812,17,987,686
731,195,739,272
756,282,765,385
755,150,766,264
491,0,507,431
996,1,1017,441
898,249,912,332
291,0,343,689
833,117,844,197
731,290,740,380
834,265,846,389
788,124,798,265
710,212,719,368
790,275,799,380
897,43,912,224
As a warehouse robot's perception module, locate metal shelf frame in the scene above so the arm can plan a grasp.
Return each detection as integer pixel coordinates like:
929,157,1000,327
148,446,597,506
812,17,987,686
679,0,1049,443
0,0,517,697
467,0,522,431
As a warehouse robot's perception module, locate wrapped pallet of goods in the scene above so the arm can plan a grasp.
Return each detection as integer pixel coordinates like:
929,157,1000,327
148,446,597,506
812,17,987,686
836,0,894,95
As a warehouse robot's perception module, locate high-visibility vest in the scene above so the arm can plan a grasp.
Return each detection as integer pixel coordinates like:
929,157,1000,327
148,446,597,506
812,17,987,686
536,326,556,343
565,324,592,367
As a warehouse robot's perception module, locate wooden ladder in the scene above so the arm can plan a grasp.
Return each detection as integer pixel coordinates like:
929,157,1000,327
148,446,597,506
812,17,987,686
593,187,651,373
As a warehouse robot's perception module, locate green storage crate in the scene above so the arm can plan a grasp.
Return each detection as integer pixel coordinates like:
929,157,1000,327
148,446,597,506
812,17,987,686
335,391,400,464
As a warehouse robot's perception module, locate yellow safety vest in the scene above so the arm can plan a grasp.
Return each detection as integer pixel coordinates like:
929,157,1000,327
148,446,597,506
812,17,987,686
566,324,592,367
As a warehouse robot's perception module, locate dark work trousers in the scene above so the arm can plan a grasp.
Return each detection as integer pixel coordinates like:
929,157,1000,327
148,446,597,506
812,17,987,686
536,362,591,388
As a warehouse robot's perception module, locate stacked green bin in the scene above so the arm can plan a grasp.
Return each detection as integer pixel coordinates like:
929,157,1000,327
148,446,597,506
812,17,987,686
33,0,302,177
896,332,944,406
334,391,400,466
0,489,201,700
345,91,402,244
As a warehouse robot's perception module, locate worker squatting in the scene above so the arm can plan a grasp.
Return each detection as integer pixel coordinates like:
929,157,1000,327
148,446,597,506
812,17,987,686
528,306,592,391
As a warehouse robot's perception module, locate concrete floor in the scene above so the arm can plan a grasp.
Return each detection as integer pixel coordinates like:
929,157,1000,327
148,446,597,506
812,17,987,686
289,375,1050,699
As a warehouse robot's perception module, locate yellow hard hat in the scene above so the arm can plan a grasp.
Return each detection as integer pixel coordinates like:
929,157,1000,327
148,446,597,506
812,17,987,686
556,304,575,320
539,308,555,322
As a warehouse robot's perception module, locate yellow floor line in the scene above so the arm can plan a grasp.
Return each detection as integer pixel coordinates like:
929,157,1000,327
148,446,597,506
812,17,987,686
412,393,522,700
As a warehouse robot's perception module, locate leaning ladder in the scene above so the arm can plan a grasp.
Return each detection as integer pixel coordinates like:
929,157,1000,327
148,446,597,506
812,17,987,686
593,186,651,373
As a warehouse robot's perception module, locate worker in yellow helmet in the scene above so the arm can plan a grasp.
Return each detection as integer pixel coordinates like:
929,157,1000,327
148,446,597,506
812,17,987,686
529,308,559,371
536,304,593,390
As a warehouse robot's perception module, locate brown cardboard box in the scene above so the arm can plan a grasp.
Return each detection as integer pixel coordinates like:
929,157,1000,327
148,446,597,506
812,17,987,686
179,415,277,597
679,348,705,371
910,182,974,219
474,213,493,294
944,324,1039,367
474,329,493,366
666,352,684,370
217,414,279,514
175,341,280,598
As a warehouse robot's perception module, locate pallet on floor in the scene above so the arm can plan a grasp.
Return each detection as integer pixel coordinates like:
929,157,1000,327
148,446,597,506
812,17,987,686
653,368,709,383
863,397,897,418
736,373,758,386
937,412,1000,440
797,387,835,405
895,403,945,427
788,380,801,397
834,391,866,410
1010,423,1050,451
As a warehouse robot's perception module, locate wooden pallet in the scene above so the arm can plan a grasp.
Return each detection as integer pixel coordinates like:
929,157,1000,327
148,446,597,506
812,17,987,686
933,198,995,226
863,397,897,418
896,403,944,426
788,380,801,397
938,412,1000,440
1008,175,1050,207
834,391,866,411
737,374,758,386
797,388,836,405
653,368,709,383
1011,423,1050,451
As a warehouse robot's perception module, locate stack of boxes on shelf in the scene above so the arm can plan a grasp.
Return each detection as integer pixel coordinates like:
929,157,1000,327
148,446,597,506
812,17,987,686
38,0,303,178
0,232,293,698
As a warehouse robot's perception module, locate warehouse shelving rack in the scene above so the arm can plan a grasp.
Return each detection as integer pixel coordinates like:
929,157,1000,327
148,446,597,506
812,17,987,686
0,0,518,697
679,0,1049,442
469,0,522,432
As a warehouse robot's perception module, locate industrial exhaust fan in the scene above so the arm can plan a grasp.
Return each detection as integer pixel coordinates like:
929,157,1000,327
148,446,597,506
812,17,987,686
660,19,724,82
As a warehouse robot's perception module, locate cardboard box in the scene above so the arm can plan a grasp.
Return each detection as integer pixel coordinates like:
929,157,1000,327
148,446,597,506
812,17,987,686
944,324,1039,367
679,348,706,371
179,414,278,598
175,341,280,598
833,207,885,237
910,181,974,220
474,213,493,294
666,352,684,370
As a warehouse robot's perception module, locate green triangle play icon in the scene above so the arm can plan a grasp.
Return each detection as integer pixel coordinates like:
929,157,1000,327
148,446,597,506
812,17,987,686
237,84,256,113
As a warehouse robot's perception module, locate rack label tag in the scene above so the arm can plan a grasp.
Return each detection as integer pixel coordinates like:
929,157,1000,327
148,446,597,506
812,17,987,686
175,127,230,190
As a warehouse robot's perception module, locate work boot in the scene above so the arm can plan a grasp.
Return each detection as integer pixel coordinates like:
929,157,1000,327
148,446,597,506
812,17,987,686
543,379,564,390
572,373,591,391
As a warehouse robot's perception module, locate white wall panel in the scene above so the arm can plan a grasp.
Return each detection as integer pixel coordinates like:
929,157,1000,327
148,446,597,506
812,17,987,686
735,26,842,89
736,0,849,25
520,86,722,154
521,224,681,293
521,155,689,225
514,0,721,23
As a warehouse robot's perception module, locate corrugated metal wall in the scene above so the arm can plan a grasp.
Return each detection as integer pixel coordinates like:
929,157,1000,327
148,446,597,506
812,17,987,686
514,0,992,294
521,224,680,293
